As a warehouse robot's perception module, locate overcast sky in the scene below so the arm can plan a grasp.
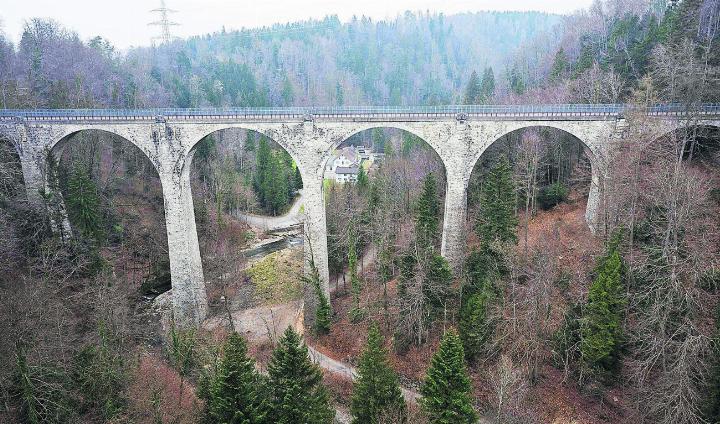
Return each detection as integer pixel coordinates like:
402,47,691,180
0,0,594,49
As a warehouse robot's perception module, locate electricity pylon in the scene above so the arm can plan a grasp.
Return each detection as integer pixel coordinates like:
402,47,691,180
149,0,179,45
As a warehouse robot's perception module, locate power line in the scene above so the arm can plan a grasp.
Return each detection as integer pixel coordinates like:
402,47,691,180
148,0,180,45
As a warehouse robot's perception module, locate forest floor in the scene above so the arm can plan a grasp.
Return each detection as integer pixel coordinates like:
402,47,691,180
145,189,622,423
307,194,622,423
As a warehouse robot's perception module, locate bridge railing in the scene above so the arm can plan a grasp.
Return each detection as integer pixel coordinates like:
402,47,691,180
1,104,719,119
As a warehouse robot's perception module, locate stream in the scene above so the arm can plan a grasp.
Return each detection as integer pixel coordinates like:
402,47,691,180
241,232,303,262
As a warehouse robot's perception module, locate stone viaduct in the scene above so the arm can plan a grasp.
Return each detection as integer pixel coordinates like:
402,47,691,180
1,104,718,327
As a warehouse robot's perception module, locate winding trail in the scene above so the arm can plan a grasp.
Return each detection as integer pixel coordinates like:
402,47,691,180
309,243,423,423
235,190,304,231
308,345,422,404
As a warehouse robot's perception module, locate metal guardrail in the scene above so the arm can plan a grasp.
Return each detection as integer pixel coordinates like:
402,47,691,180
0,104,718,120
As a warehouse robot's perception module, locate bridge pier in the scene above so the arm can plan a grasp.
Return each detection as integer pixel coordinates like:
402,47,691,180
18,144,73,238
18,151,45,204
440,172,469,273
159,153,208,327
585,164,604,235
300,172,332,324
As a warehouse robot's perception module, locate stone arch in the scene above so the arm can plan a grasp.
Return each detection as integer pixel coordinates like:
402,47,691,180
651,121,720,159
48,126,172,294
653,119,720,139
469,123,601,232
184,125,314,320
470,123,600,174
43,128,165,239
49,126,157,170
185,125,311,182
323,124,450,278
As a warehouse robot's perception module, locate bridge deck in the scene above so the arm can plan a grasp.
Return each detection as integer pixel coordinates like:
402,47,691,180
1,104,719,123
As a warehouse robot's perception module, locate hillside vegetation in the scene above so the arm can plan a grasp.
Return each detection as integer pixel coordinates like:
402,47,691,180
0,0,720,423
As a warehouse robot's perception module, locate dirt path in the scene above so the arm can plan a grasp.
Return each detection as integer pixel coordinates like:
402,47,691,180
307,345,422,404
312,244,423,408
235,190,304,231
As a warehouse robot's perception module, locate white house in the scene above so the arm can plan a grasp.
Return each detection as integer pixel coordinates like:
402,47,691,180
326,147,360,183
325,146,380,183
334,165,360,183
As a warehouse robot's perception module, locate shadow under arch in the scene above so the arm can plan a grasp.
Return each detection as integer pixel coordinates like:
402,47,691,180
50,127,158,169
186,125,309,183
324,125,448,198
651,123,720,160
469,124,598,232
185,126,309,314
470,124,599,172
186,125,307,215
51,127,172,293
0,136,26,197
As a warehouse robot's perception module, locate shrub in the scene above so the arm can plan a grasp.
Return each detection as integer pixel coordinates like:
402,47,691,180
13,349,75,424
538,182,569,210
73,326,127,419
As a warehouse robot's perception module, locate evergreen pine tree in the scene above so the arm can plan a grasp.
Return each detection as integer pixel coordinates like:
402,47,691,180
13,347,73,424
549,48,568,83
356,165,369,191
368,178,381,213
281,74,294,106
573,37,595,76
479,67,495,102
66,164,103,240
464,247,502,296
423,254,453,312
580,248,625,377
459,248,500,361
350,323,406,424
293,165,303,190
508,64,526,95
245,132,256,152
397,251,417,297
458,286,493,363
372,128,385,153
421,330,478,424
268,154,289,215
334,81,345,105
476,157,517,246
401,132,418,156
267,327,334,424
73,323,127,419
304,253,331,335
254,137,271,207
207,333,267,423
348,222,364,322
416,173,440,252
464,70,482,104
384,139,395,158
